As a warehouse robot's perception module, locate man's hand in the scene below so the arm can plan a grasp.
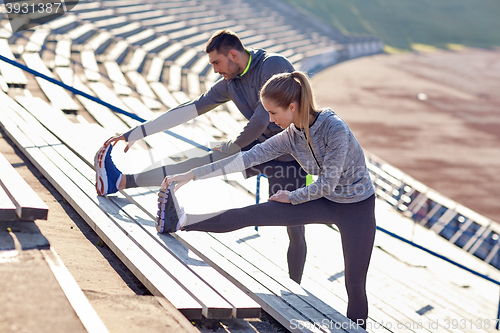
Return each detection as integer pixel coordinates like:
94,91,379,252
161,171,195,192
103,134,136,153
268,190,291,203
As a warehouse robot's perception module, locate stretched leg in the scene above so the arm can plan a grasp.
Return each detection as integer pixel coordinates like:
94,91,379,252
334,195,376,329
181,193,376,326
126,150,234,188
183,198,335,231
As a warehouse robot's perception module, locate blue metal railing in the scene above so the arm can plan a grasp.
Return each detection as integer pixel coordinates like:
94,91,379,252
376,225,500,329
254,173,268,231
2,53,498,329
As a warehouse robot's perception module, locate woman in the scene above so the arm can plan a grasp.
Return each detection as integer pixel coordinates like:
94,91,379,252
158,71,376,328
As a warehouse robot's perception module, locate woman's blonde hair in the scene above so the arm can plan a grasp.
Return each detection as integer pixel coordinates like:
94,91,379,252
260,71,319,145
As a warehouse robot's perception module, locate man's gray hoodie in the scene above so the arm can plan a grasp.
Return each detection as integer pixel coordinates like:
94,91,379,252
123,49,293,155
192,109,375,205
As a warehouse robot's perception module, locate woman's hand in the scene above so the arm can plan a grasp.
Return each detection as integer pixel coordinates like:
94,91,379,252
268,190,291,203
103,134,136,153
161,171,195,192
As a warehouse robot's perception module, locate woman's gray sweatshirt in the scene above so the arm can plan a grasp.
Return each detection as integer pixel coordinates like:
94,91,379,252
192,109,374,205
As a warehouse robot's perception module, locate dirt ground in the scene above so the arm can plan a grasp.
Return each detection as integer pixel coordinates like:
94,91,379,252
312,48,500,224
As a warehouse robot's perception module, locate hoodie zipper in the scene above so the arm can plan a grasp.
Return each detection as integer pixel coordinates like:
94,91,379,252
303,131,321,169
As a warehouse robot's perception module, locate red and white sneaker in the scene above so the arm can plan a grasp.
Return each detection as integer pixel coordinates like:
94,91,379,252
94,144,122,196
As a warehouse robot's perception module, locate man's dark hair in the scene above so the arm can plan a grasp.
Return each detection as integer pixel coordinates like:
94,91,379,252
205,30,245,55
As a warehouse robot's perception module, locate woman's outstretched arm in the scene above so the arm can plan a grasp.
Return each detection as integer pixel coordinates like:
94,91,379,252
162,129,293,191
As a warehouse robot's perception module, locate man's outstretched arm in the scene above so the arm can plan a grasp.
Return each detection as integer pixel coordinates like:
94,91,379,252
123,102,198,142
103,79,231,150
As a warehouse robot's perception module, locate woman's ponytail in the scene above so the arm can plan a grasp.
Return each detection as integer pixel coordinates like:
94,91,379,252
291,71,317,146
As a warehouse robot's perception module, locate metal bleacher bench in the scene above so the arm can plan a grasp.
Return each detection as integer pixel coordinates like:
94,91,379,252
0,90,262,321
0,38,28,88
0,152,48,221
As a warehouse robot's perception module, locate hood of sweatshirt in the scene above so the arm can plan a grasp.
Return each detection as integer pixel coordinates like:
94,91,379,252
232,48,266,80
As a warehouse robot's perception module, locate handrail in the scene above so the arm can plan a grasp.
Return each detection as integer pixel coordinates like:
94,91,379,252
377,225,500,286
375,225,500,329
254,173,268,232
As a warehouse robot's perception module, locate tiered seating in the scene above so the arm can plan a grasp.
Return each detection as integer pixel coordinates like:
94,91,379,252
103,61,133,96
81,49,101,82
0,89,265,319
125,28,156,46
76,8,115,22
21,52,80,112
0,1,425,331
367,151,500,269
124,48,148,73
0,144,108,332
65,22,95,44
125,71,163,110
0,38,28,87
94,16,129,30
86,31,113,54
5,85,366,330
71,1,101,13
70,76,131,135
24,28,51,52
47,15,79,34
186,56,208,98
0,151,48,221
104,40,129,64
129,9,166,22
110,22,142,39
142,35,171,54
6,0,380,200
54,38,71,67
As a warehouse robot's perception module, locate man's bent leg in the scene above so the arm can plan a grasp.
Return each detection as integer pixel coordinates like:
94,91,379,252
256,160,307,284
286,225,306,284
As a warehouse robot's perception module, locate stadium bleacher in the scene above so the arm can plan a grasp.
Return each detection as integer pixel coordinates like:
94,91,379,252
0,150,48,221
0,38,28,87
6,0,499,332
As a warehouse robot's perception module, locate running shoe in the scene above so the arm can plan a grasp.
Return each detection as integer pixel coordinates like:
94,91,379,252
156,182,185,233
94,143,122,196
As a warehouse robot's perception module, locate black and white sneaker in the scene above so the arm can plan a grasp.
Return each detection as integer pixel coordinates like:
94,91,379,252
156,182,185,233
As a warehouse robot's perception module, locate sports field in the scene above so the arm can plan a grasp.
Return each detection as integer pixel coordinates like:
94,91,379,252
283,0,500,50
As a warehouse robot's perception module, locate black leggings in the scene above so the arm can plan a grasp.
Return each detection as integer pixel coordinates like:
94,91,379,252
184,194,376,327
126,144,308,283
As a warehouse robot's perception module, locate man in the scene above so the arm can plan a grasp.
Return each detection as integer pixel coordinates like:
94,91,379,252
95,29,308,283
